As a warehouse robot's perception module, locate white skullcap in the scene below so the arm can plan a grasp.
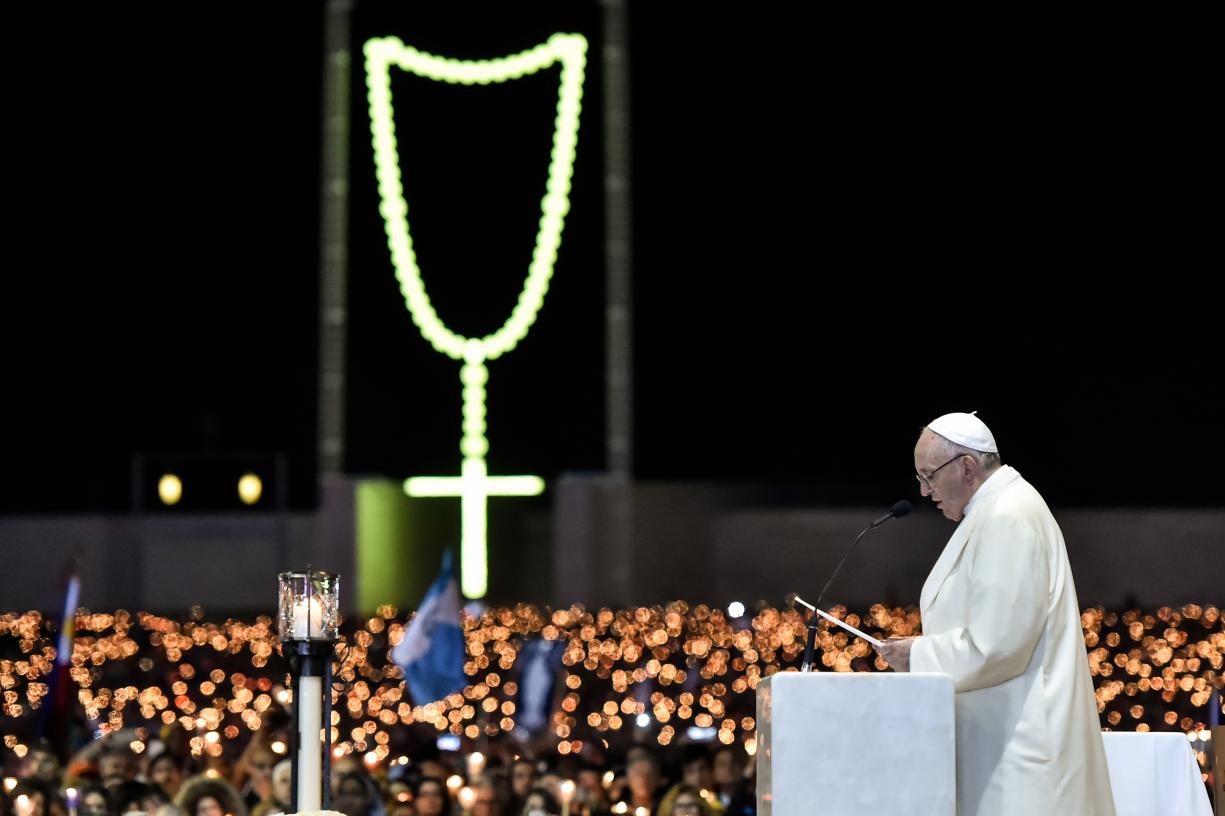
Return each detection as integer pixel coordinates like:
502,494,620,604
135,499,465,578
927,411,998,453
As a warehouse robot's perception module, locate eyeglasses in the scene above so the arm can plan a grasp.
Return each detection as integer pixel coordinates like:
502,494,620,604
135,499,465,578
915,453,969,488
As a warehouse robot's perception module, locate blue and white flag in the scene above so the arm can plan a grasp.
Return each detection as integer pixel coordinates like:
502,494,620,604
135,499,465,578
393,551,467,705
517,639,564,735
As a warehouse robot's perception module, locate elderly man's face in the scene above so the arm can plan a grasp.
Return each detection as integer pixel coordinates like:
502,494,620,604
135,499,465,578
914,431,977,521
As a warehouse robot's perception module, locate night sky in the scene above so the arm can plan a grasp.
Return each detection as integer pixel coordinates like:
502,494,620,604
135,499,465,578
3,2,1219,515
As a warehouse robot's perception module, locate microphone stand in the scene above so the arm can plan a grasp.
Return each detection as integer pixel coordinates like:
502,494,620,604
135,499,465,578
799,521,881,672
800,617,821,672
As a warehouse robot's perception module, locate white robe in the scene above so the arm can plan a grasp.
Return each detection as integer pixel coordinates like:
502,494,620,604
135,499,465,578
909,466,1115,816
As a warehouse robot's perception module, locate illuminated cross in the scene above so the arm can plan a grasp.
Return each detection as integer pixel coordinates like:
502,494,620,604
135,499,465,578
364,35,587,598
403,349,545,599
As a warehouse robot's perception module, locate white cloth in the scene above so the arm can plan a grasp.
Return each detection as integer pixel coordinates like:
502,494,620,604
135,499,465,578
927,411,998,453
1101,732,1212,816
909,466,1116,816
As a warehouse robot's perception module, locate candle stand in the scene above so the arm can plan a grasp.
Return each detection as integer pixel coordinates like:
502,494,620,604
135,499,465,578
277,570,340,813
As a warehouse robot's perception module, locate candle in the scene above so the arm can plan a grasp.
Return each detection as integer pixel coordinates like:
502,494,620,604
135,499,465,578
296,675,324,811
15,795,31,816
447,775,464,798
291,595,325,638
458,786,476,816
66,787,80,816
558,779,576,816
3,778,17,793
466,751,485,781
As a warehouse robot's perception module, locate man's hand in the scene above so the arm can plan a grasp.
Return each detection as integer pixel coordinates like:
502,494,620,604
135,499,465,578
875,636,918,672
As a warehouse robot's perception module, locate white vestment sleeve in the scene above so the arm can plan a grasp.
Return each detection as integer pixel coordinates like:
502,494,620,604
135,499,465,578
910,512,1050,692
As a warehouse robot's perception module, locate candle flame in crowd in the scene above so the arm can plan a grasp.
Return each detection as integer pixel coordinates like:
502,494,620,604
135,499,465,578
0,603,1220,769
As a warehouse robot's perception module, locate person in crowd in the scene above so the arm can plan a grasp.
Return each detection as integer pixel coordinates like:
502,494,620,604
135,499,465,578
21,743,63,788
677,747,713,794
147,753,187,801
231,741,277,811
384,776,411,810
472,772,512,816
332,770,385,816
328,756,362,801
519,785,559,816
77,785,111,816
573,763,610,816
509,758,536,811
173,775,247,816
709,748,742,808
97,749,138,792
656,785,712,816
250,759,290,816
409,777,448,816
112,781,168,815
623,749,665,812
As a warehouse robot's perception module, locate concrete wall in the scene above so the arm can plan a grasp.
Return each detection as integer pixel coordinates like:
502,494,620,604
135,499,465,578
1,475,1219,615
553,478,1223,609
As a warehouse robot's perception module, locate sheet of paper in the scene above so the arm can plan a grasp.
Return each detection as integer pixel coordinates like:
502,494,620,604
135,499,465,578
813,607,884,648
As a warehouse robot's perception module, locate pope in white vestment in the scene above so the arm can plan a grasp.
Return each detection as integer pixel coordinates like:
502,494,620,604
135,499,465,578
887,413,1115,816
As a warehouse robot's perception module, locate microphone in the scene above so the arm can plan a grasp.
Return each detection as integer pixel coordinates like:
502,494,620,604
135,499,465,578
796,500,911,671
870,500,912,529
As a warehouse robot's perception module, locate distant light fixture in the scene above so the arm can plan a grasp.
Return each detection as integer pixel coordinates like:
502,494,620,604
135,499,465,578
270,741,287,755
158,474,183,505
635,713,651,729
727,601,745,618
238,472,263,505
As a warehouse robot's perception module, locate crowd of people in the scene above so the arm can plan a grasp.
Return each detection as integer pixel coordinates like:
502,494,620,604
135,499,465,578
1,733,757,816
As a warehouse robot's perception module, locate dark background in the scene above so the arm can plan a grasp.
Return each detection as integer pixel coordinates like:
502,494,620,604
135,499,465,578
2,2,1219,515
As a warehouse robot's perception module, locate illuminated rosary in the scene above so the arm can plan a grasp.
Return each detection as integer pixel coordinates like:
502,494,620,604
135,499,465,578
364,34,587,598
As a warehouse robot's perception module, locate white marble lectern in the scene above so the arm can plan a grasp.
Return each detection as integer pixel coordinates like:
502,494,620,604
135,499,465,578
756,672,956,816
